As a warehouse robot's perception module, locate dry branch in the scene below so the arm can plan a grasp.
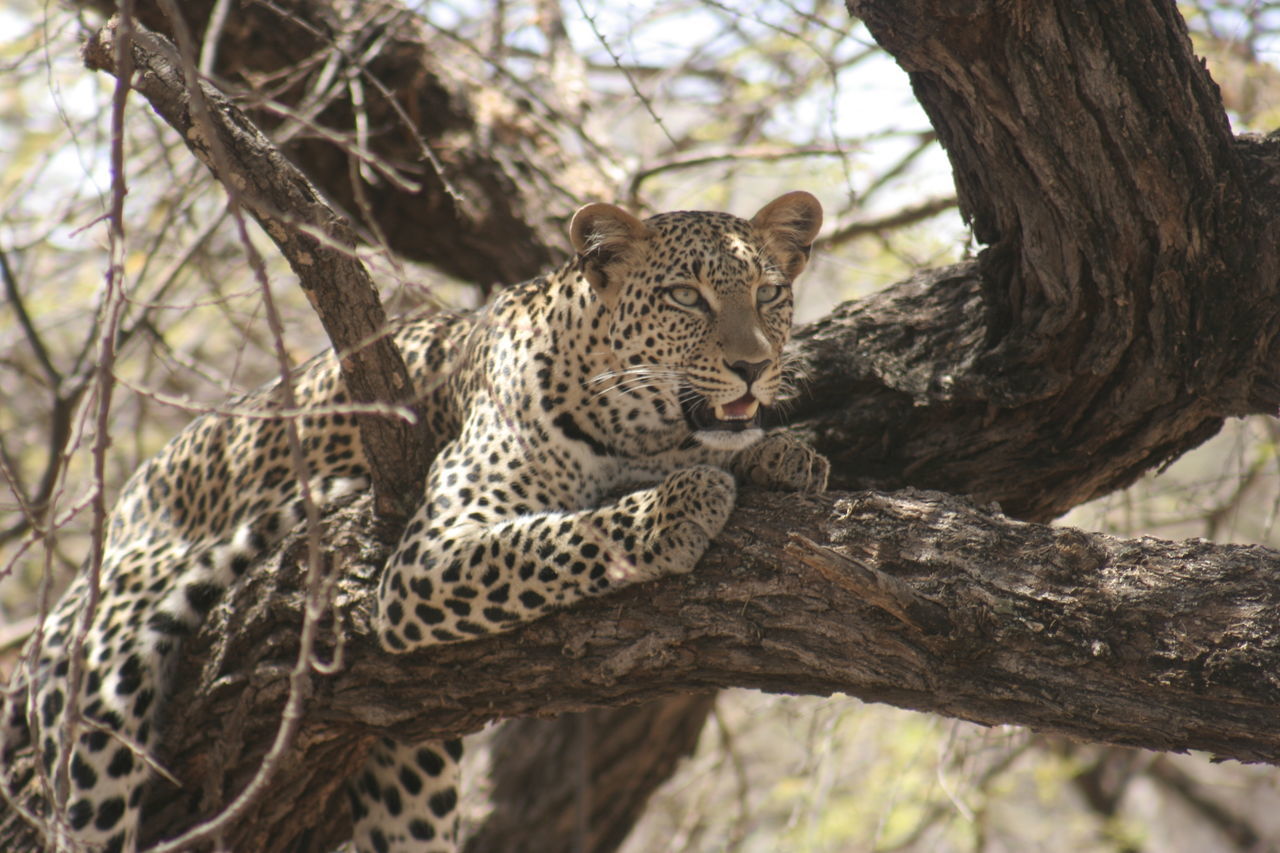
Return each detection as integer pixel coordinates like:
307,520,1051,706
82,19,432,522
820,195,958,245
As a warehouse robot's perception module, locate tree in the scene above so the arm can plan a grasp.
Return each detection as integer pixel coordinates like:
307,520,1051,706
2,0,1279,850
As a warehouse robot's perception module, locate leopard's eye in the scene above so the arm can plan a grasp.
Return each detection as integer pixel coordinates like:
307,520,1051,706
666,286,703,308
756,284,786,304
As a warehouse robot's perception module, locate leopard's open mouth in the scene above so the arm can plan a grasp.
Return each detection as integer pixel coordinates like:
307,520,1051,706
682,391,763,432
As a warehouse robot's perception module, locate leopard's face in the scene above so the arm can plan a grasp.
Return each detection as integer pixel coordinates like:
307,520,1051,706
571,193,823,452
602,214,797,451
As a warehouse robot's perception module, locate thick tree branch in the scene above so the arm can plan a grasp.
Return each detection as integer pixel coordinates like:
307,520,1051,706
7,488,1276,849
314,490,1279,758
795,0,1280,521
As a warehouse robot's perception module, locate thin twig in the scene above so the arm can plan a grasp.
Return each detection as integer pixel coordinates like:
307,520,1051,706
138,3,333,846
55,0,137,833
821,196,959,247
626,146,850,207
0,249,59,385
198,0,233,77
572,0,677,148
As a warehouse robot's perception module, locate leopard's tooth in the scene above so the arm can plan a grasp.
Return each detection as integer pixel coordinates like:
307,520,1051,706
713,403,727,420
743,399,760,418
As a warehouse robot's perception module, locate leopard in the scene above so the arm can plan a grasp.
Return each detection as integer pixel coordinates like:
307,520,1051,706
3,191,828,853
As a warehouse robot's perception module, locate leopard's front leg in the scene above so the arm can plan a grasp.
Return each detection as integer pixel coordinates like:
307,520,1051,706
357,463,733,853
374,463,735,653
730,430,829,492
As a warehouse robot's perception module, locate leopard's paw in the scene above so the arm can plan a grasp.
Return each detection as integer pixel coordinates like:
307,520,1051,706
733,432,829,492
638,465,735,577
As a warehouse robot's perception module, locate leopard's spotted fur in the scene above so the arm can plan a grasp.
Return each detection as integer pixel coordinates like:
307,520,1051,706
3,192,828,852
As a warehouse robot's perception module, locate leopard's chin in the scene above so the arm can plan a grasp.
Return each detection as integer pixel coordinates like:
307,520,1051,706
694,427,764,451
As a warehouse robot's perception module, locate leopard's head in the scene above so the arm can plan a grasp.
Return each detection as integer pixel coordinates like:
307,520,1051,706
571,191,822,451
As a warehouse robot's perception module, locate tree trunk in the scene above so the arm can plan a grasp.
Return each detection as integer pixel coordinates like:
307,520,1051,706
463,695,717,853
8,0,1280,850
794,1,1280,522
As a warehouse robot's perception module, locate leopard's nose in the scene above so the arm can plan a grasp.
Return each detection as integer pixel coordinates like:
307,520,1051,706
726,359,770,385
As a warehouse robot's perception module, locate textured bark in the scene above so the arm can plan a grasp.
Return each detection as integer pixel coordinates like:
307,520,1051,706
6,489,1279,850
8,0,1280,850
791,1,1280,522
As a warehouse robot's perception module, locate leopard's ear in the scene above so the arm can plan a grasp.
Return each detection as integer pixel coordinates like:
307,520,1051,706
751,191,823,279
570,203,649,295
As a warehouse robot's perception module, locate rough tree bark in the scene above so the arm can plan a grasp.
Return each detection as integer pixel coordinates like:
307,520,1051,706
6,0,1280,850
7,488,1279,849
796,1,1280,523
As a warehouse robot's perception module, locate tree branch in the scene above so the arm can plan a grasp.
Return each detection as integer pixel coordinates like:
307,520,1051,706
82,19,433,523
82,0,612,283
821,195,958,246
802,0,1280,520
7,487,1275,849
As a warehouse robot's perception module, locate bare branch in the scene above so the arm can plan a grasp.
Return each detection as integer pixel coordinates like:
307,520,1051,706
82,18,433,524
571,0,677,147
626,146,853,208
0,250,60,387
821,195,958,246
47,4,139,838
